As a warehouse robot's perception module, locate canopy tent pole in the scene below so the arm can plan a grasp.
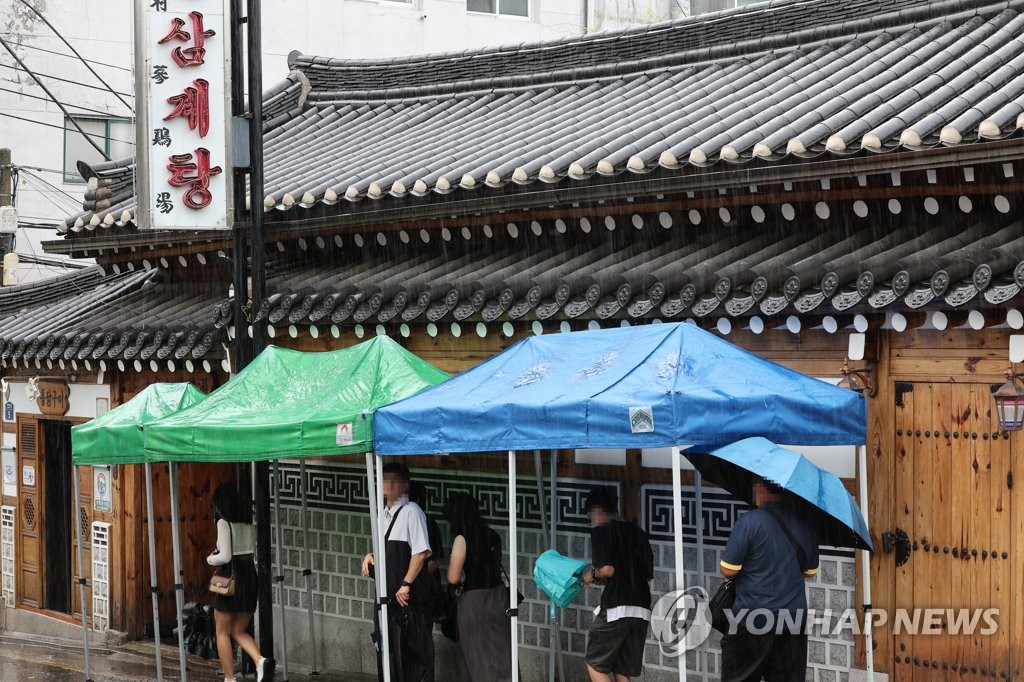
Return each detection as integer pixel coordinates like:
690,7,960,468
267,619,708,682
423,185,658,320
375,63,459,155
369,453,392,682
551,450,565,682
672,446,688,682
272,460,290,680
299,458,319,675
508,450,520,682
168,462,188,682
694,468,708,682
858,445,874,677
72,465,93,682
532,451,553,682
145,463,165,681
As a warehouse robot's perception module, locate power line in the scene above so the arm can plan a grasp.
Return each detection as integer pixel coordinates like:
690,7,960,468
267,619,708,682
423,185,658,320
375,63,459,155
0,112,135,146
0,86,124,117
19,174,80,214
19,169,81,205
0,34,109,159
0,63,134,98
8,41,132,72
15,0,133,112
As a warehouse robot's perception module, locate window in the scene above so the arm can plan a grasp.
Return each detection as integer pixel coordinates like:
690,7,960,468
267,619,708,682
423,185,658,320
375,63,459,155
468,0,529,18
63,117,134,183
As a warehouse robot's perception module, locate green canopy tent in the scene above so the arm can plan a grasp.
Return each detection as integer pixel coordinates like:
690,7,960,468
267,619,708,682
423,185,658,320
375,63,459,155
71,382,207,682
143,337,450,680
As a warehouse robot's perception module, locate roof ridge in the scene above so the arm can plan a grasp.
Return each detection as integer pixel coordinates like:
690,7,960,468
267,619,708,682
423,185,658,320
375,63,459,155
287,0,1015,95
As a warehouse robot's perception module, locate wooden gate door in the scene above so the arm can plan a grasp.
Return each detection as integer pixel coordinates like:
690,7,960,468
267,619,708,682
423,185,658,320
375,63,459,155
891,382,1018,679
16,415,41,608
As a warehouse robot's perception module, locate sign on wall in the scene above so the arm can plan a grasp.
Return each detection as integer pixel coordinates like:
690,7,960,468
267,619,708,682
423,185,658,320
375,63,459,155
94,467,112,513
2,450,14,497
136,0,232,230
36,380,70,417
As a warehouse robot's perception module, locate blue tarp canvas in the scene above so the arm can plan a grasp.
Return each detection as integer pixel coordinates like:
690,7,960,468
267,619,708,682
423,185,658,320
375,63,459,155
533,550,589,608
374,322,866,454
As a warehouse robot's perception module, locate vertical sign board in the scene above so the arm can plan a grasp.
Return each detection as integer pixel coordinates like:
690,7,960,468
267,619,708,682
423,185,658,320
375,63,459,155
136,0,232,230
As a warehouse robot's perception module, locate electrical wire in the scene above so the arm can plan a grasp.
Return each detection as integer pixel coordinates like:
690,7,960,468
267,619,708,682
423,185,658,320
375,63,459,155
19,169,81,205
18,176,79,216
0,112,135,147
0,63,134,99
7,41,132,72
0,86,123,117
0,34,109,159
15,0,133,111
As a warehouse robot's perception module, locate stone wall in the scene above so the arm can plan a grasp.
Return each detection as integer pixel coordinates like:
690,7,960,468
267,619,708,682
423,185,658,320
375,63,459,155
269,461,859,681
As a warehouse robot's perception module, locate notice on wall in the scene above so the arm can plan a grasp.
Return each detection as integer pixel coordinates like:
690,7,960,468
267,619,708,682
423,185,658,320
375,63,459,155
21,465,34,487
94,467,112,513
2,449,14,497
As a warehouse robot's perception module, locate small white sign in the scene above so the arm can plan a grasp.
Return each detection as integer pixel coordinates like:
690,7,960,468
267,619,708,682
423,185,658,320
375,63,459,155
2,449,15,497
21,465,34,487
629,406,654,433
94,467,112,513
336,422,354,446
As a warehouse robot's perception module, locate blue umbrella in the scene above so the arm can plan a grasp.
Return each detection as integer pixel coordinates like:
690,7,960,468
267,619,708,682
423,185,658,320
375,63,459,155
686,437,873,552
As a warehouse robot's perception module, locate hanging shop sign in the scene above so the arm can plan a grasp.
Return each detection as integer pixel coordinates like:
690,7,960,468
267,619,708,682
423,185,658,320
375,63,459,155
36,379,70,417
135,0,232,230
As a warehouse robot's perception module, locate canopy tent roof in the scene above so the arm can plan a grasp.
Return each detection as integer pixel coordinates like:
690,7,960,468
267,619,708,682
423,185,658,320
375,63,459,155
72,382,206,466
374,322,866,454
144,337,450,462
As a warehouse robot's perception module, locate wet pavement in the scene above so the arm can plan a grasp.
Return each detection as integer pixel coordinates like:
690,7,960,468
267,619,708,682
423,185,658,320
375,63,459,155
0,634,375,682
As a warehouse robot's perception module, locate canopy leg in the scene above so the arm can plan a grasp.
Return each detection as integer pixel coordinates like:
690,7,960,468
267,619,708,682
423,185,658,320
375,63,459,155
299,458,319,675
694,469,708,682
551,450,565,682
168,463,188,682
672,446,688,682
73,465,93,682
534,451,554,682
145,463,164,681
508,450,520,682
272,460,290,680
858,445,874,678
367,453,391,682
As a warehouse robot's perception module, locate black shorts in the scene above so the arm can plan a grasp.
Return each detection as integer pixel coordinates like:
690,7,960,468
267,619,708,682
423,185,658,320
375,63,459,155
585,609,649,678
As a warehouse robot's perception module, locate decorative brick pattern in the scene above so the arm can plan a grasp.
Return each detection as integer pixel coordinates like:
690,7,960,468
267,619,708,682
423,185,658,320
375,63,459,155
270,462,857,680
91,522,111,631
1,505,14,607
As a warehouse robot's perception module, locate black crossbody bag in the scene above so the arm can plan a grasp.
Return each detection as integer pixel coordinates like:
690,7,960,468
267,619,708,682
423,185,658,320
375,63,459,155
709,508,809,633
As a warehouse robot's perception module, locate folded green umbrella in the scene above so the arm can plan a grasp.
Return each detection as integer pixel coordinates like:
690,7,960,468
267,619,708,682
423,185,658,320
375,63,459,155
533,549,589,608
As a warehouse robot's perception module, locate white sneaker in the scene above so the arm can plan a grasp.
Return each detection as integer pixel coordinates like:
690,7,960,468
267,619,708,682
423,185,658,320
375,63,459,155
256,657,265,681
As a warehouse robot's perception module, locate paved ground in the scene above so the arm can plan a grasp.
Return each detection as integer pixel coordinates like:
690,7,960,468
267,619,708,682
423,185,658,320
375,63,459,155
0,633,375,681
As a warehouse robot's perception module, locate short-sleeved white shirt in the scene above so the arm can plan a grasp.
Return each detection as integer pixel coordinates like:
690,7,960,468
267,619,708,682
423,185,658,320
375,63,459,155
381,496,432,558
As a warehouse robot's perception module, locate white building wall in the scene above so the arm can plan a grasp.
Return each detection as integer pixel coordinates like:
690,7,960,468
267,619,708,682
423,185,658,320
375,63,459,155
0,0,587,283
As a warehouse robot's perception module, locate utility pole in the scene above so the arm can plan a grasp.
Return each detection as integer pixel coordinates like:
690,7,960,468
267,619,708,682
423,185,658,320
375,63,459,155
228,0,272,662
0,148,17,284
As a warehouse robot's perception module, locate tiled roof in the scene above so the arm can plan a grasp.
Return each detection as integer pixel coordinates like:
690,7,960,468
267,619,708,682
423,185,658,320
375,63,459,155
244,199,1024,330
61,0,1024,232
0,268,228,368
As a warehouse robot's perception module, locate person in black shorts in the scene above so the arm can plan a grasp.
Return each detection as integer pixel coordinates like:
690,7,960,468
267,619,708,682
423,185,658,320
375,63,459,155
719,478,819,682
581,486,654,682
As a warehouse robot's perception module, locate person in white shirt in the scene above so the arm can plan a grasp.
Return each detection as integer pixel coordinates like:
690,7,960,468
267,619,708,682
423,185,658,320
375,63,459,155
362,463,433,681
207,483,275,682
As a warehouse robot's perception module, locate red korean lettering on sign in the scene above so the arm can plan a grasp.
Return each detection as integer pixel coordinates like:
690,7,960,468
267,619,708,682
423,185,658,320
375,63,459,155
167,148,223,209
158,11,215,68
165,78,210,138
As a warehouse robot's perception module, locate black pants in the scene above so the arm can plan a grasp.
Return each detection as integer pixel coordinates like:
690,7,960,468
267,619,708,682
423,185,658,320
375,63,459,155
720,627,807,682
375,603,434,682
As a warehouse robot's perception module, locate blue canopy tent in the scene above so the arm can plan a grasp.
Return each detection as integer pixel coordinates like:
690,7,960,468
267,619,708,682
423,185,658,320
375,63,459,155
375,322,871,682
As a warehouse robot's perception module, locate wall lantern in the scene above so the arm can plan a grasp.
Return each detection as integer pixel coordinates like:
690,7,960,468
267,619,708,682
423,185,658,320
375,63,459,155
994,336,1024,431
838,358,877,398
992,366,1024,431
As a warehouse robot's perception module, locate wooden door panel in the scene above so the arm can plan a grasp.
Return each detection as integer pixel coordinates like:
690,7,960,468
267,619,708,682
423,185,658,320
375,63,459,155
892,383,1014,680
17,416,40,608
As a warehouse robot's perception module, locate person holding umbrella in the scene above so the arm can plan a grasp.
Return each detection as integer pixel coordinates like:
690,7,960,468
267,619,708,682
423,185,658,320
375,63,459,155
580,485,654,682
718,477,819,681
